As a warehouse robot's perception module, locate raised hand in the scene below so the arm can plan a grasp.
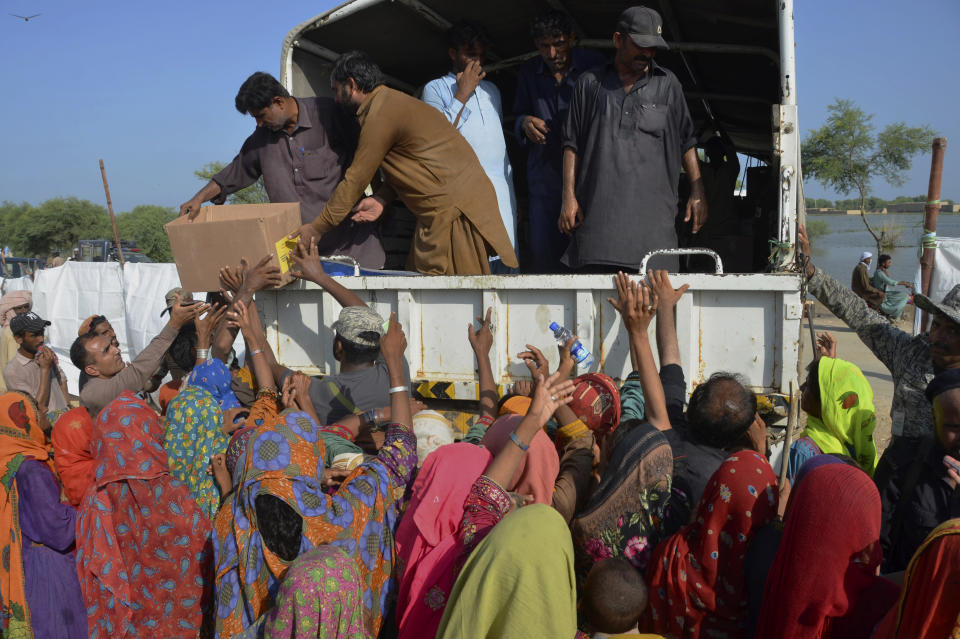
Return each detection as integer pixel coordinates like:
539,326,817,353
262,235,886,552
219,264,244,294
168,295,210,330
647,269,689,310
194,303,227,344
281,375,297,410
816,331,838,359
468,307,494,355
240,255,283,293
455,59,485,103
526,370,576,427
518,343,551,379
290,237,328,284
608,272,658,335
380,312,407,363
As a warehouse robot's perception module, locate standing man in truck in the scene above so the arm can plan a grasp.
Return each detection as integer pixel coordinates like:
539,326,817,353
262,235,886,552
513,10,605,273
422,20,519,274
559,6,707,272
295,51,518,275
178,72,385,269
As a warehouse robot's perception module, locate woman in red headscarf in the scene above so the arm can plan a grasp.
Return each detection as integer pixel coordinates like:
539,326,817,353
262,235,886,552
644,451,779,638
755,462,900,639
393,373,573,639
0,392,86,639
75,392,214,637
50,408,96,506
872,518,960,638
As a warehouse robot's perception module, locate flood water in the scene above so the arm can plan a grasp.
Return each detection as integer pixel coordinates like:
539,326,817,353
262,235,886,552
805,213,960,286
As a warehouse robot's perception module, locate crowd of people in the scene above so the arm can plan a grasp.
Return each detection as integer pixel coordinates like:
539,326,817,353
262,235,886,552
179,7,714,276
0,220,955,638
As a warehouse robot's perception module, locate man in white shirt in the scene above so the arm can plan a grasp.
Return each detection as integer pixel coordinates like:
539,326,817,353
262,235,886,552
422,20,519,273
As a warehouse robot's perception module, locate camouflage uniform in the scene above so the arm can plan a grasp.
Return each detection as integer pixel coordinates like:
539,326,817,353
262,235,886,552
807,266,934,439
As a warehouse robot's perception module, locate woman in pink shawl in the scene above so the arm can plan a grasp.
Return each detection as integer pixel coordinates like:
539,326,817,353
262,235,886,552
393,374,569,639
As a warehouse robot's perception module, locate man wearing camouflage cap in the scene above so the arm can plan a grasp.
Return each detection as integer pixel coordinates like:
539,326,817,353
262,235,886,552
276,248,405,426
799,225,960,446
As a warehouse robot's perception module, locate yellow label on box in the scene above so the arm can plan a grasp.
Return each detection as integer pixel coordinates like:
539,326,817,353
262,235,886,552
275,236,300,275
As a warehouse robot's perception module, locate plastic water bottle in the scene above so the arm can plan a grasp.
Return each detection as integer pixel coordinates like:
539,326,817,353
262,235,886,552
549,321,594,369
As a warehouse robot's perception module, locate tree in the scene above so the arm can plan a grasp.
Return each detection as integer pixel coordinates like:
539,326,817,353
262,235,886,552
14,198,112,257
802,98,936,254
194,161,269,205
116,205,177,262
0,201,32,254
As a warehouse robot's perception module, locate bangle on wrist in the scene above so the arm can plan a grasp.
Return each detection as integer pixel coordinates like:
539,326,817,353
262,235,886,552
196,348,210,361
388,386,408,394
249,349,263,358
508,431,529,451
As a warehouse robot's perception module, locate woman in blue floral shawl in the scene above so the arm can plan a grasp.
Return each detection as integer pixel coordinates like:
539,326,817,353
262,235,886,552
164,385,231,519
212,409,417,637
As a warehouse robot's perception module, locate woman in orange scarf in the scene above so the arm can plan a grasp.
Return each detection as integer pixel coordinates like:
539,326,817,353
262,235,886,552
50,408,96,506
873,518,960,638
0,392,86,638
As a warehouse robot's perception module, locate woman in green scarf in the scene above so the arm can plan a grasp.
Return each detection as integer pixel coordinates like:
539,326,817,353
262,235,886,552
871,254,913,321
790,356,878,481
436,504,579,639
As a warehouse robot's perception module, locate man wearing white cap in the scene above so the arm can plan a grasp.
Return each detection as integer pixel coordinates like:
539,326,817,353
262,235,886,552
851,250,885,309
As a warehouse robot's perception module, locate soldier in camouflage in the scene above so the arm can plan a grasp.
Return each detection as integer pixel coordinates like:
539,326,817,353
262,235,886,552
798,225,960,442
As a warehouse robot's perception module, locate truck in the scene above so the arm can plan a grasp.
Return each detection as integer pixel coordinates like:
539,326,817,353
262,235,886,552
263,0,804,419
77,239,154,264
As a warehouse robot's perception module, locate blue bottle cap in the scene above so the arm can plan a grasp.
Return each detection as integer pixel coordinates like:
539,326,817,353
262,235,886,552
549,321,560,331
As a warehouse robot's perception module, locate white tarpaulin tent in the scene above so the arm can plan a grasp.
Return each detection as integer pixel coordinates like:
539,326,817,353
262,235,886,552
914,237,960,335
19,261,242,396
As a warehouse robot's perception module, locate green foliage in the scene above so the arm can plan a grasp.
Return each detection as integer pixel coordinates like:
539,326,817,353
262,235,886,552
802,99,936,210
804,197,835,209
805,219,829,237
802,98,936,251
2,197,112,256
116,205,177,262
194,161,269,205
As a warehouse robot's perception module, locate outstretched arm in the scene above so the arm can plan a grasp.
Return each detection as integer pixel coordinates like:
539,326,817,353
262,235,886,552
468,308,498,423
609,272,670,431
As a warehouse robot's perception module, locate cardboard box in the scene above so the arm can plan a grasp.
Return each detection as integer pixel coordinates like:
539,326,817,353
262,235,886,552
165,203,302,291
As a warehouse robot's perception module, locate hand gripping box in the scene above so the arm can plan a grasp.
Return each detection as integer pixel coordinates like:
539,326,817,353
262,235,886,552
165,203,302,292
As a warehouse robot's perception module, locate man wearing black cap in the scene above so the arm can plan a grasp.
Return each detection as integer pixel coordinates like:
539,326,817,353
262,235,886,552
559,6,705,272
3,312,69,421
877,369,960,572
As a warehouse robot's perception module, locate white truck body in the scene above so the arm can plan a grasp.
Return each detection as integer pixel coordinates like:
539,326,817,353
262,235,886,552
269,0,804,404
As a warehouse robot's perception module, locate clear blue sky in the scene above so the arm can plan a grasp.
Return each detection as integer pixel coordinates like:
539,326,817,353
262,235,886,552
1,0,957,213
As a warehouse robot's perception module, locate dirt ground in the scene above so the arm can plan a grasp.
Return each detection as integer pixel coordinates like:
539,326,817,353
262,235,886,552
800,302,916,452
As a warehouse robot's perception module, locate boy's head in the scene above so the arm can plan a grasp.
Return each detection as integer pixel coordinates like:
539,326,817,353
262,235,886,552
580,558,648,634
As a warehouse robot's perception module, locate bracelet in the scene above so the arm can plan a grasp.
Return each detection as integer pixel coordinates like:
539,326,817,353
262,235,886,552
196,348,210,361
249,349,263,358
388,386,408,394
508,431,529,451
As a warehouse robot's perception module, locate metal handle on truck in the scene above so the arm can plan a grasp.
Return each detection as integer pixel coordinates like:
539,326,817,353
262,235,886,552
639,248,724,274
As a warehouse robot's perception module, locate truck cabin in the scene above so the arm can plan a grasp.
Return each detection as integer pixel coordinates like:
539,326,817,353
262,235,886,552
282,0,797,274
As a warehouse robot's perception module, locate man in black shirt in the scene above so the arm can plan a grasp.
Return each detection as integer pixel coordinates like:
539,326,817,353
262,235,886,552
648,270,767,532
875,368,960,572
559,7,706,272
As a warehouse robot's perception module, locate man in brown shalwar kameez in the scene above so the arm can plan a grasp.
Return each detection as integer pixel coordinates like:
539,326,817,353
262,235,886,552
294,51,518,275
